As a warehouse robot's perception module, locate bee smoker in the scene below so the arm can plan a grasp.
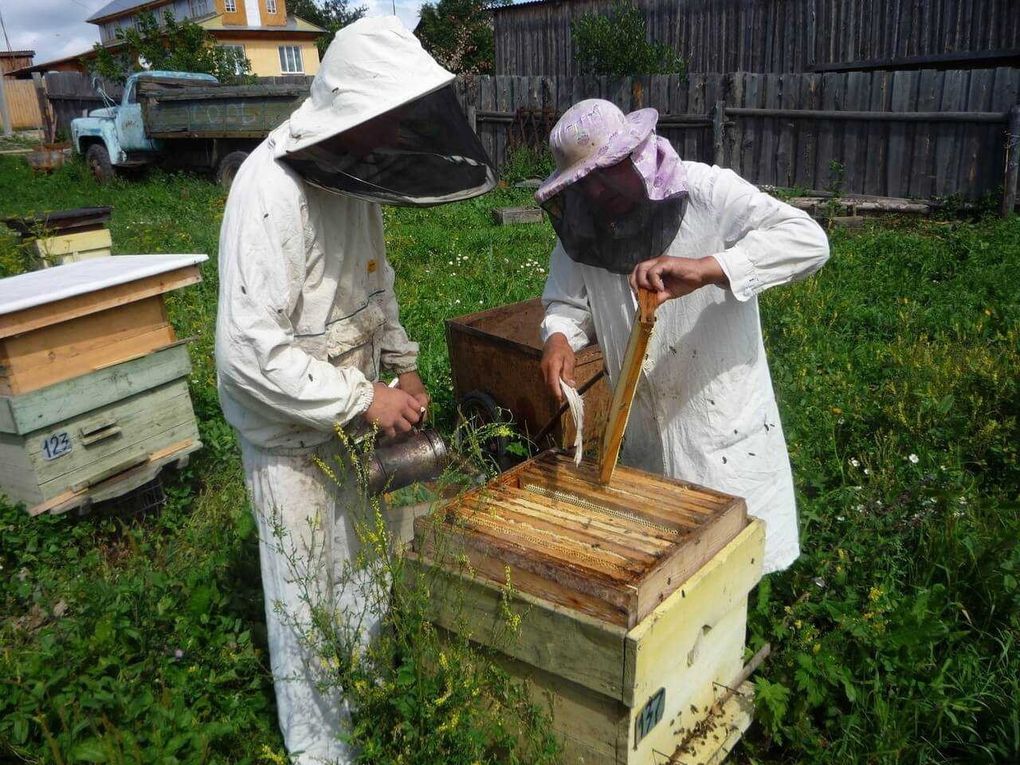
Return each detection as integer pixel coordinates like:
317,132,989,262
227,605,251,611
365,428,450,494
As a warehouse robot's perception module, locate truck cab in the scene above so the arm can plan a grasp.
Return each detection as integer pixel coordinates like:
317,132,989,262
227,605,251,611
71,71,219,181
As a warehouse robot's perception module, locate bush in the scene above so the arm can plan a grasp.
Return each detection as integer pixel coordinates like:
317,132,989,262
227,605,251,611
572,1,685,77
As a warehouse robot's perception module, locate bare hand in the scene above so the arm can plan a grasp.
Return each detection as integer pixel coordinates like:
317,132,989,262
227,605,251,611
397,371,430,420
541,333,575,404
363,383,422,439
629,256,728,306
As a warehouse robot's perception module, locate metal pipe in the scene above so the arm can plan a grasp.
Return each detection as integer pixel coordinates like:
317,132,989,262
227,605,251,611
724,107,1008,123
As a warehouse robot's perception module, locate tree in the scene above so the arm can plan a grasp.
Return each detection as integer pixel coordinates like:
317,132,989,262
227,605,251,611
288,0,366,56
572,1,685,77
91,11,251,84
415,0,510,75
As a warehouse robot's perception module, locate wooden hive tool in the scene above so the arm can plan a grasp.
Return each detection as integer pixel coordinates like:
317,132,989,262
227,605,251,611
598,287,659,485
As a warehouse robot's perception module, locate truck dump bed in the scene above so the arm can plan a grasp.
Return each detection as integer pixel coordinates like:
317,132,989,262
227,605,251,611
138,80,307,139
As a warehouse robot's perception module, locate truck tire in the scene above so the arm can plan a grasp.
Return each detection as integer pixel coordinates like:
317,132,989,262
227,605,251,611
85,143,115,184
216,151,249,190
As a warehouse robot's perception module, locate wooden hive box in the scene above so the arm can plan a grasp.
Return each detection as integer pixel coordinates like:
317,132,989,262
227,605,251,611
3,206,114,267
0,254,204,395
446,299,610,452
410,451,766,764
0,255,207,515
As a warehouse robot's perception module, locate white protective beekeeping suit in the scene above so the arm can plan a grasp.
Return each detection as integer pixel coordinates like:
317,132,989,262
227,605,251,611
541,145,829,574
215,17,493,764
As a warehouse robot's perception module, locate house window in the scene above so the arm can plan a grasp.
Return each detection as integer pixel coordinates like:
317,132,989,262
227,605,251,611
279,45,303,73
220,44,246,74
190,0,211,16
224,0,237,11
266,0,278,13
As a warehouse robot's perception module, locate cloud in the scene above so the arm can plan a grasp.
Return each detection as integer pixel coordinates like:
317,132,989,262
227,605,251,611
2,0,430,68
2,0,108,65
361,1,425,32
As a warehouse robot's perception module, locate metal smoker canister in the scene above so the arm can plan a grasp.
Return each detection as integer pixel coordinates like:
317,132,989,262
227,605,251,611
366,428,450,494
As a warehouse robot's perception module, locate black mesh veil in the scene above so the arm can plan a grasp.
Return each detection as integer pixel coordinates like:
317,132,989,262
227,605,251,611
539,159,686,275
281,85,496,207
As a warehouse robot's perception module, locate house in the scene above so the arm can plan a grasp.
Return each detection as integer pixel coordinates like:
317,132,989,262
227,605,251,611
1,51,35,77
494,0,1020,76
10,0,324,79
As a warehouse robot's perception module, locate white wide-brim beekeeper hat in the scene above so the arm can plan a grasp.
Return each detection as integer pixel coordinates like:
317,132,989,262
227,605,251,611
274,16,455,158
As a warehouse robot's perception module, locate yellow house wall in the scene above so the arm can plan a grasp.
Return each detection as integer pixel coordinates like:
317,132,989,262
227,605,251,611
219,36,320,76
214,0,288,27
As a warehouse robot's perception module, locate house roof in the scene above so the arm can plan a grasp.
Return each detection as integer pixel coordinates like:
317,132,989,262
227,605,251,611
0,50,36,58
87,0,172,24
200,14,326,33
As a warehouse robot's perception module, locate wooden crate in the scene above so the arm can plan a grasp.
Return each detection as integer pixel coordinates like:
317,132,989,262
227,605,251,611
0,254,205,395
446,299,610,450
411,450,765,764
0,352,201,516
0,255,207,515
3,206,113,267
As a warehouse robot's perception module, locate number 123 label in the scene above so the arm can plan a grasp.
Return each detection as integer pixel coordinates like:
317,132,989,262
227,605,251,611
41,431,72,461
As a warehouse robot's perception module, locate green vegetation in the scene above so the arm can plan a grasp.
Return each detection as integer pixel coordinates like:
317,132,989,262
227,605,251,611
571,1,685,78
91,11,252,84
415,0,510,75
1,156,1018,763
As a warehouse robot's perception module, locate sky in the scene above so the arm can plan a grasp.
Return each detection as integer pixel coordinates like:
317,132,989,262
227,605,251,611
0,0,429,66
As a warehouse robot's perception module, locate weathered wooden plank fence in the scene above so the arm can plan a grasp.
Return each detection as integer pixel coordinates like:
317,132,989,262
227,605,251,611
494,0,1020,77
454,69,1020,203
44,72,123,139
0,79,44,130
39,69,1020,206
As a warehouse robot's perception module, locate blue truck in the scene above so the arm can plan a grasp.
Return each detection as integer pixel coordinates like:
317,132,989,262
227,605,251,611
71,71,306,188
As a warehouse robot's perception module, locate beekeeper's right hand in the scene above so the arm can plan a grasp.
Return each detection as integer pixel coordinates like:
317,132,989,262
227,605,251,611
541,333,576,404
363,383,422,438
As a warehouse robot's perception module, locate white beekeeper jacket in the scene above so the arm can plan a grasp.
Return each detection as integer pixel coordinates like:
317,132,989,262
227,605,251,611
214,17,459,764
215,16,459,449
215,129,419,449
541,161,830,573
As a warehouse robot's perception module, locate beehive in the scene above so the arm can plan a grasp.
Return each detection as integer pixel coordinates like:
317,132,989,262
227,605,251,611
410,450,766,764
3,206,114,267
0,255,206,515
445,298,610,452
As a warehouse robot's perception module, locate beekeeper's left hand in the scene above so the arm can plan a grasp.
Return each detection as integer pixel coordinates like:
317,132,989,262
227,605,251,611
630,255,729,306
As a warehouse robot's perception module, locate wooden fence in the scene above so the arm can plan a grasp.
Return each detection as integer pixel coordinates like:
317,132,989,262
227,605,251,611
36,69,1020,203
1,79,44,130
494,0,1020,77
456,68,1020,202
44,73,123,139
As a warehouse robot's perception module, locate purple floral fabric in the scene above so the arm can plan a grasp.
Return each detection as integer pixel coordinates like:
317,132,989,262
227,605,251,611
535,99,688,204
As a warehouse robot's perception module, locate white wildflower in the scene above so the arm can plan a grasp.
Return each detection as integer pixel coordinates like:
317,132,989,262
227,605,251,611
908,454,919,464
849,458,860,468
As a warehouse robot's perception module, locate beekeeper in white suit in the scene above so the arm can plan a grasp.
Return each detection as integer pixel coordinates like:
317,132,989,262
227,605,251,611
215,17,495,763
538,100,829,574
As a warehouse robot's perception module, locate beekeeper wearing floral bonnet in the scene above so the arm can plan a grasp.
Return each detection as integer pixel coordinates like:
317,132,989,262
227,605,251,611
537,99,830,574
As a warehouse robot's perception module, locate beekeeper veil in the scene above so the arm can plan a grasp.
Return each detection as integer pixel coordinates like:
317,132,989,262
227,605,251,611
535,100,688,274
276,17,495,206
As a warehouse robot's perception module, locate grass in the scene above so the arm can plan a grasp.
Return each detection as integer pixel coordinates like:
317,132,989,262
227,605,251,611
0,156,1018,764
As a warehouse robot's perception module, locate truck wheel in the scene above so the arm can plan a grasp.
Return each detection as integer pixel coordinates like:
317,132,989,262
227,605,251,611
85,144,115,183
216,151,248,190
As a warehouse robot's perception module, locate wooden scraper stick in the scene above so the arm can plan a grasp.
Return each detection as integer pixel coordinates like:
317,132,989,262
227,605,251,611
598,288,659,485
